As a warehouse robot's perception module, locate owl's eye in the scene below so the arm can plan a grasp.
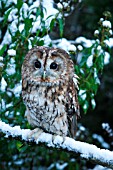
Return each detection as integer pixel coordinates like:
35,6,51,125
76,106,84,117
50,62,58,70
34,60,41,69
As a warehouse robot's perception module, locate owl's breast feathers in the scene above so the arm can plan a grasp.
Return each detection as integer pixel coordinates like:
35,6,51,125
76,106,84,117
22,77,80,138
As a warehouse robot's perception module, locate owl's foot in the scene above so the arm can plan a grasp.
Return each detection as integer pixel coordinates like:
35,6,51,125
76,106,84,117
52,134,66,145
62,136,66,144
27,128,43,141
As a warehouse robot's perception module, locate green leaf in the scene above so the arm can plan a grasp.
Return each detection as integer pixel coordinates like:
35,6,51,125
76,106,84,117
58,18,64,37
36,7,41,18
0,44,7,56
36,29,40,37
16,141,23,151
16,0,23,11
46,15,54,20
100,54,104,70
37,40,44,46
50,18,55,32
24,18,33,36
3,8,13,25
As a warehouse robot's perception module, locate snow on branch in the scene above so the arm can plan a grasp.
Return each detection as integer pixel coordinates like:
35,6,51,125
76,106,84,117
0,120,113,169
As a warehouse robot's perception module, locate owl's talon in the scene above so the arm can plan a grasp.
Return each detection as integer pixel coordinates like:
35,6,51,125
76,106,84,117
52,134,66,145
52,134,56,144
27,128,43,141
61,136,66,144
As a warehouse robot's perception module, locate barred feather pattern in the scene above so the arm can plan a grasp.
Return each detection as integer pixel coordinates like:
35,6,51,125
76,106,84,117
22,46,80,138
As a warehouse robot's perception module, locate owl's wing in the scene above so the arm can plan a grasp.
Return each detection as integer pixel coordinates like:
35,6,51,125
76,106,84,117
67,74,80,138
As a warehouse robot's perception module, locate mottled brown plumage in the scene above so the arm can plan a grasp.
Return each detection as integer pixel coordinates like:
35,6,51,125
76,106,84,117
22,46,80,138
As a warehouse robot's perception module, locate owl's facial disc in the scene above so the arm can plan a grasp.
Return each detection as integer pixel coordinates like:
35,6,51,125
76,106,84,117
32,57,59,80
29,50,68,85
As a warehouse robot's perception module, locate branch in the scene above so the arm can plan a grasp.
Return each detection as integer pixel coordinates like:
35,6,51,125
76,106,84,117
0,120,113,169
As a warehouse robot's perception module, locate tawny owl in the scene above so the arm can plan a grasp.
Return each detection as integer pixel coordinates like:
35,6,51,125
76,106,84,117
22,46,80,139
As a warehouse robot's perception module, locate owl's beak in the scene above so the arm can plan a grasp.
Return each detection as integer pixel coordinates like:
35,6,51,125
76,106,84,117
42,71,46,80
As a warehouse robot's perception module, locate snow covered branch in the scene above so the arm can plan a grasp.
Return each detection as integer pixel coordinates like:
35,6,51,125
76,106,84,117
0,120,113,169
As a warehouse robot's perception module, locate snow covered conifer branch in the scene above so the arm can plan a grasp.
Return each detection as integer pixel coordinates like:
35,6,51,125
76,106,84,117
0,120,113,169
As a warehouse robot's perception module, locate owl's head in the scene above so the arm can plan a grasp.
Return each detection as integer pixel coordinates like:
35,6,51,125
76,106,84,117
22,46,74,86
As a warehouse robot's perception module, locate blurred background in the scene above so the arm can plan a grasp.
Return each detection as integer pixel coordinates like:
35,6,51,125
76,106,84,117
0,0,113,169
